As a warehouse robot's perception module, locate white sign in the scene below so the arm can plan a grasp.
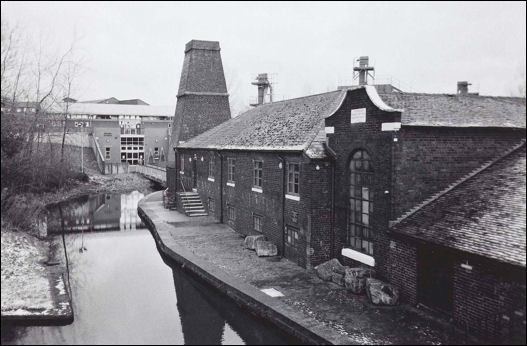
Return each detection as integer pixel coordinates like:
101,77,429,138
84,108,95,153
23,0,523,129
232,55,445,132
74,121,90,128
350,108,366,124
381,122,402,131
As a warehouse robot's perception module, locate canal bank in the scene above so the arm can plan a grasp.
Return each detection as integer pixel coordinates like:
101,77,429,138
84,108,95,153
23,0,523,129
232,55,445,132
139,191,467,345
2,192,299,345
1,171,157,326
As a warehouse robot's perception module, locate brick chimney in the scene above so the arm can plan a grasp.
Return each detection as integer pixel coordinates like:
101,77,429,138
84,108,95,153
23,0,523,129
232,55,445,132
457,81,471,95
170,40,231,150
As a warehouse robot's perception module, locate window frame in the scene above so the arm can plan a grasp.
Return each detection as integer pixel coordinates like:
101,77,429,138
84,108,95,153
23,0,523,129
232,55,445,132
348,150,374,256
286,163,300,195
105,147,111,160
180,154,185,173
208,156,215,178
253,160,263,188
227,158,236,183
253,213,263,233
227,204,236,222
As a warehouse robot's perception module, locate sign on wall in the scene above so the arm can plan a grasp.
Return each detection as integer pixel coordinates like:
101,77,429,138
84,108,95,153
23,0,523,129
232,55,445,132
350,108,366,124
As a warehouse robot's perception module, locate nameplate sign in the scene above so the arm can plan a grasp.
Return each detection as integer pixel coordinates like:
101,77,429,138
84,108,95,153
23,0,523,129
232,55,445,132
350,108,366,123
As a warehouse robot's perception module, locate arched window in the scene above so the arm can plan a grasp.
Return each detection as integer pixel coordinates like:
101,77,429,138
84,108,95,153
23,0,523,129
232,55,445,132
349,150,374,255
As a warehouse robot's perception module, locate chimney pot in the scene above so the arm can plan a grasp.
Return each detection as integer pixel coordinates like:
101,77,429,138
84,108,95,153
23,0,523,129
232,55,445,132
457,81,471,95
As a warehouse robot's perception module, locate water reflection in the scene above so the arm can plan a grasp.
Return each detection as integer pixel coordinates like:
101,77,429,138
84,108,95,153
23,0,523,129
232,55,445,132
46,191,145,234
1,192,298,345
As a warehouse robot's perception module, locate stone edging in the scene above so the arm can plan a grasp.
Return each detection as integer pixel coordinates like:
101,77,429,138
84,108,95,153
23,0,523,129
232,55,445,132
138,191,353,345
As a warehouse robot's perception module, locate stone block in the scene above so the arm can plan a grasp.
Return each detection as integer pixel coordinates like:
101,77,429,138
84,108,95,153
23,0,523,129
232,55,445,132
366,278,400,306
255,240,278,257
315,258,345,281
331,272,345,286
244,235,265,250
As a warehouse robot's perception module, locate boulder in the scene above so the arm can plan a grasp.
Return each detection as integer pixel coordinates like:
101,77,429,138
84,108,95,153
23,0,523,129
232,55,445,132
314,259,345,281
366,278,400,306
244,235,265,250
255,240,278,257
345,267,375,279
331,272,345,286
344,267,376,294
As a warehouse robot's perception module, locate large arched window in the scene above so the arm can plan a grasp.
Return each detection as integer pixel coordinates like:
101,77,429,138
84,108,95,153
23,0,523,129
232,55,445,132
349,150,374,255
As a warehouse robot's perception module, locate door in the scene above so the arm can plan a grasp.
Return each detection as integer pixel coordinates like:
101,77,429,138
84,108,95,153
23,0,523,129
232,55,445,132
192,159,197,189
418,244,454,313
284,225,301,266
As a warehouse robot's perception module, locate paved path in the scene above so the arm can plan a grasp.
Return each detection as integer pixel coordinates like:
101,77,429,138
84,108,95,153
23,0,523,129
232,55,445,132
139,191,468,345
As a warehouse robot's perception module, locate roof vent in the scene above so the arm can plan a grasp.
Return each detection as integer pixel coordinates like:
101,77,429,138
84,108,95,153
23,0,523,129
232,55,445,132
457,81,471,95
353,56,375,85
250,73,273,107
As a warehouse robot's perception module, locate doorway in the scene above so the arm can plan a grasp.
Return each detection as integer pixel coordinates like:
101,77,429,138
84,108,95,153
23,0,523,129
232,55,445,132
191,159,197,190
418,244,454,313
284,225,302,266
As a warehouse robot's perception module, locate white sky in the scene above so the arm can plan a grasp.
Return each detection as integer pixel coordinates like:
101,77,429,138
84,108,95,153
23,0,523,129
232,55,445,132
2,1,526,115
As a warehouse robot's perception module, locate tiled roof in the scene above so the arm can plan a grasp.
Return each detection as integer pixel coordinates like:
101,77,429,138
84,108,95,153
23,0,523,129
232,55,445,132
178,90,346,157
391,143,526,267
378,92,526,128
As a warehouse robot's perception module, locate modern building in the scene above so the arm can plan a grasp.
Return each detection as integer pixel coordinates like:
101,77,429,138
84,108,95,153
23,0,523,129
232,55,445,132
167,40,526,340
52,97,174,168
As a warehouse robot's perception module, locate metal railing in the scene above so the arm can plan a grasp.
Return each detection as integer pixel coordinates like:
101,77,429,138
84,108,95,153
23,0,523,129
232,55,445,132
135,164,166,184
89,134,105,173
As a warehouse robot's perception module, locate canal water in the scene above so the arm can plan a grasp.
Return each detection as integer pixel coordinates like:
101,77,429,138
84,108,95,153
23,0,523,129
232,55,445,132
1,191,298,345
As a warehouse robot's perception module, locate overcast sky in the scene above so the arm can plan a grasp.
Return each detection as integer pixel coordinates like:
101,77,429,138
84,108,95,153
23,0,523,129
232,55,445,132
2,1,526,114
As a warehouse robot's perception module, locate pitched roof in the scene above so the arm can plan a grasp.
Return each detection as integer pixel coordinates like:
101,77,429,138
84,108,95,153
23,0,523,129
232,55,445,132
378,92,526,128
391,143,526,267
178,90,346,157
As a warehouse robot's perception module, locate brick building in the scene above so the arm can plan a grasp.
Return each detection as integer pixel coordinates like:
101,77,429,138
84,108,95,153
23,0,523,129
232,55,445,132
167,40,526,339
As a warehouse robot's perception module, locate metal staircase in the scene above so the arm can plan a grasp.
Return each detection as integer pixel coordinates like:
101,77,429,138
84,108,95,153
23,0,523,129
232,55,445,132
177,192,208,217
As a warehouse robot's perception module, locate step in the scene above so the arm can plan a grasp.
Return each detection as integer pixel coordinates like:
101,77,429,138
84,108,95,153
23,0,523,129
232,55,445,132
183,200,203,205
187,212,208,217
178,192,199,197
181,198,201,202
185,206,205,211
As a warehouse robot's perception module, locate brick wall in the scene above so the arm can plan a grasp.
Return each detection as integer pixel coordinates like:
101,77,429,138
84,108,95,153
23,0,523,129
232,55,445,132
452,257,526,340
385,236,418,305
175,148,332,268
392,127,526,219
325,87,399,278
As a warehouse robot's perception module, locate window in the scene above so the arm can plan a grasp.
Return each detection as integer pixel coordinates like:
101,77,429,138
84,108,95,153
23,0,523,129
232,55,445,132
209,157,215,178
287,163,300,195
253,214,263,233
285,225,300,247
209,198,215,213
253,160,263,187
348,150,374,255
105,147,111,160
180,155,185,172
227,158,236,182
227,205,236,221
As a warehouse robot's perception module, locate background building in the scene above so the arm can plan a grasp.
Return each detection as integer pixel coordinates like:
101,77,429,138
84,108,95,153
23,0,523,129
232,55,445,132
53,97,174,169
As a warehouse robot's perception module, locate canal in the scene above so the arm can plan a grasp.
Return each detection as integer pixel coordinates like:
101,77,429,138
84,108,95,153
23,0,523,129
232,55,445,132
1,191,298,345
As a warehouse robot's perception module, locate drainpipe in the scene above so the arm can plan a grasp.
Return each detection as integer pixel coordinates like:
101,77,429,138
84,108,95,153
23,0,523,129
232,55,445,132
324,143,338,259
278,155,286,257
331,159,336,259
219,151,224,223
